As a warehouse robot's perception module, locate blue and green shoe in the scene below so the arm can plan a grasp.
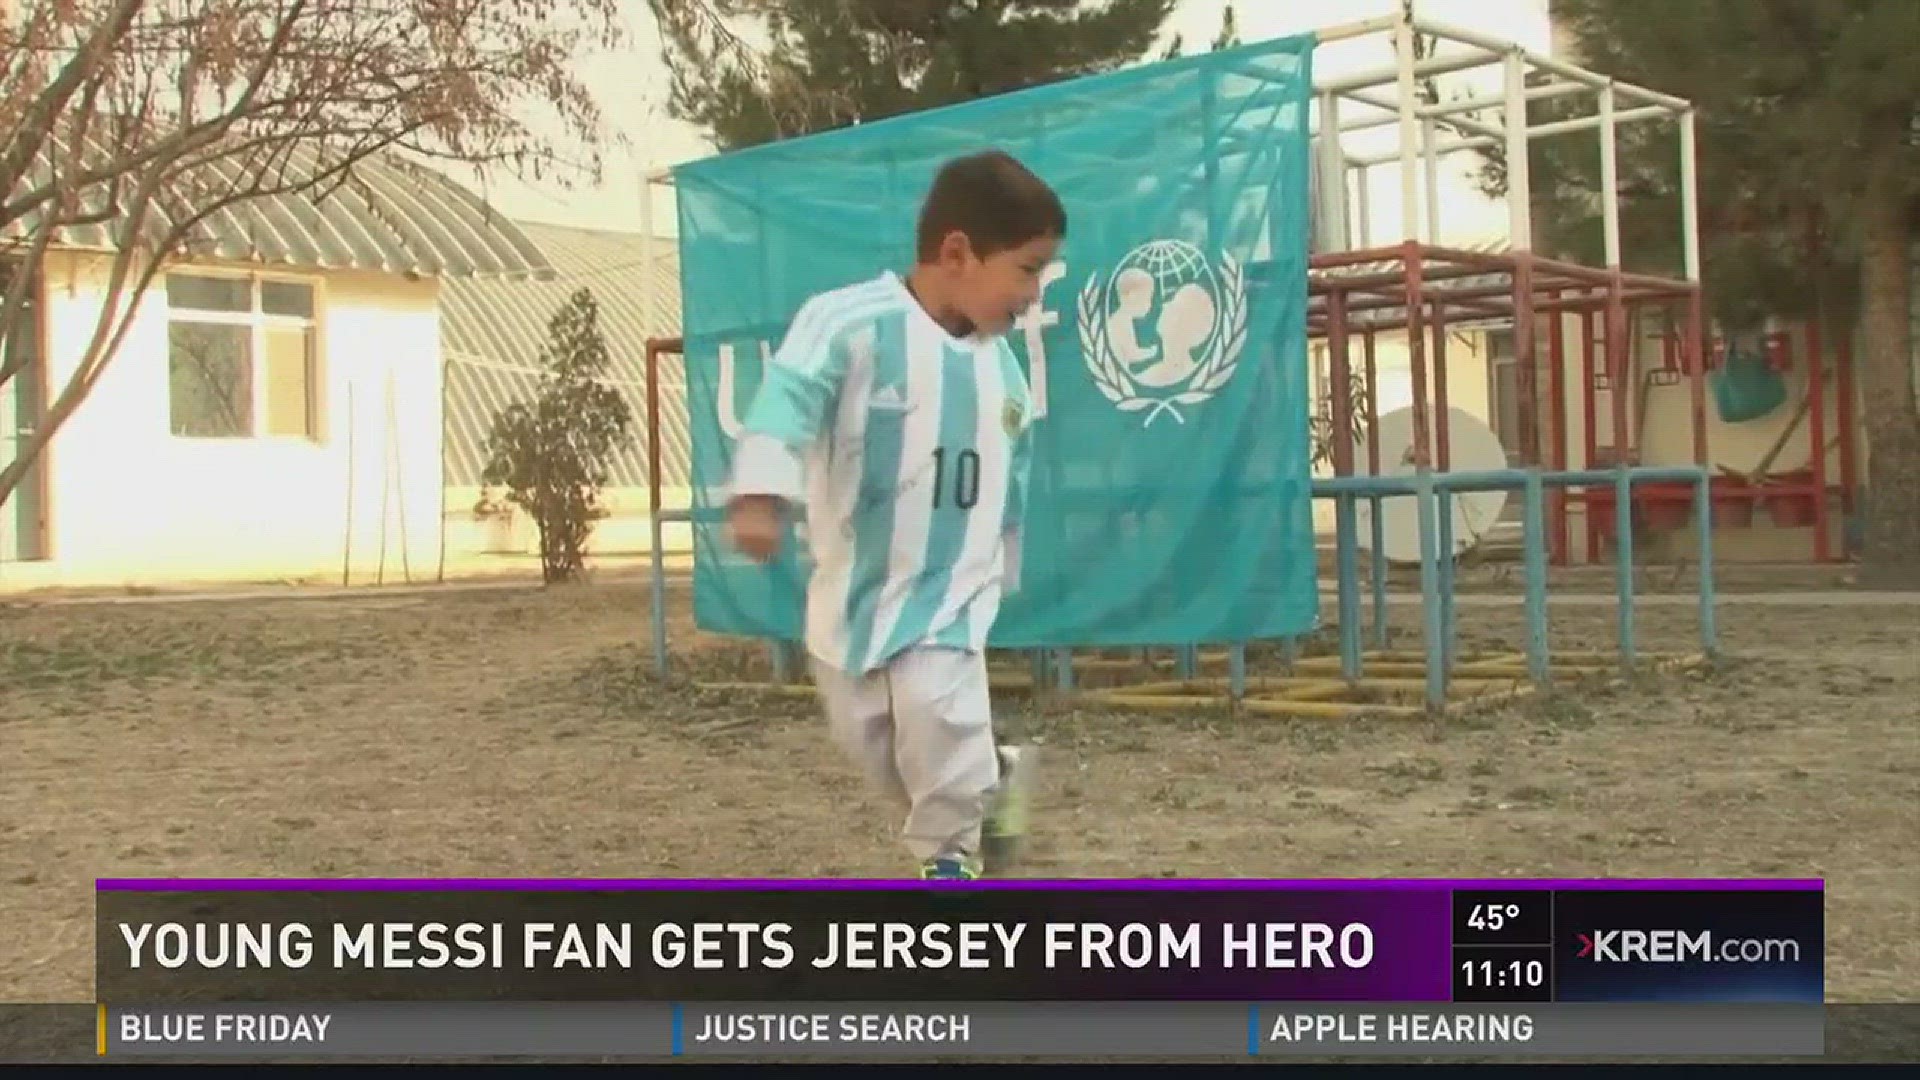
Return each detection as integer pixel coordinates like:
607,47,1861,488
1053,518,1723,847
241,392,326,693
919,856,981,881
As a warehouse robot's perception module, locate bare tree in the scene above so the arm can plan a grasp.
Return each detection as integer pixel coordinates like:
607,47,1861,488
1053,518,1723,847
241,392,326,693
0,0,633,507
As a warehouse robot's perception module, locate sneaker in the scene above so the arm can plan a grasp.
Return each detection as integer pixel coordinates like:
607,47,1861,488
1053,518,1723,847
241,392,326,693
919,856,980,881
982,744,1033,875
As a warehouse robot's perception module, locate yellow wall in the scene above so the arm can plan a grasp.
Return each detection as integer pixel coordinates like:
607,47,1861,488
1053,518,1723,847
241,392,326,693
0,251,446,591
1308,326,1499,534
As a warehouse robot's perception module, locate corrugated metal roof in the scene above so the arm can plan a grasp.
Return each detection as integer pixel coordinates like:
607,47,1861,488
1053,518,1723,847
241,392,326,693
6,145,553,280
440,221,691,491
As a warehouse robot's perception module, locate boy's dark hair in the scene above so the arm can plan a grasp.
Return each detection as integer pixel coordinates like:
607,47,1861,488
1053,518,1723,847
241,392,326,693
915,150,1067,264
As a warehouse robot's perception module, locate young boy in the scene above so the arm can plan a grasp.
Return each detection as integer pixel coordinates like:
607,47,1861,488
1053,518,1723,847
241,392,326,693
725,149,1065,881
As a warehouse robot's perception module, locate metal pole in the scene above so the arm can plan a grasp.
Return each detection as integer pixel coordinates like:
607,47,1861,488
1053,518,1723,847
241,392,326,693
1599,84,1622,271
1508,48,1537,256
1319,50,1497,97
1314,13,1403,46
1354,165,1372,248
1615,469,1636,672
1348,105,1672,166
1416,476,1446,713
1680,109,1710,470
1363,331,1388,649
1809,322,1830,562
1678,111,1702,283
1423,117,1442,245
1523,471,1549,683
1508,50,1541,474
1330,291,1363,683
641,174,670,677
1547,289,1570,562
1340,508,1369,672
1695,472,1718,657
1437,487,1456,679
1395,15,1422,244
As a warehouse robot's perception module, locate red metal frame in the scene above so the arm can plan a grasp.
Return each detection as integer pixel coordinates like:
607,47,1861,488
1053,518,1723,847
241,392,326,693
644,336,682,521
1307,243,1705,566
1307,242,1859,565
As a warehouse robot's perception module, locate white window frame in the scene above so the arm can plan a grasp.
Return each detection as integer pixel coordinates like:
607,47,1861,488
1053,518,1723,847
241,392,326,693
165,269,325,441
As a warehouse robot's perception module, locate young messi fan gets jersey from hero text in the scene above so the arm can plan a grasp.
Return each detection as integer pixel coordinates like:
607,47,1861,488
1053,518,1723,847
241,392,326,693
726,150,1064,881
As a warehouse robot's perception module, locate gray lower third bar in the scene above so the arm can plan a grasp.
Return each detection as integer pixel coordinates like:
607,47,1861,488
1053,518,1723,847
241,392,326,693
101,1003,1826,1059
1257,1005,1825,1057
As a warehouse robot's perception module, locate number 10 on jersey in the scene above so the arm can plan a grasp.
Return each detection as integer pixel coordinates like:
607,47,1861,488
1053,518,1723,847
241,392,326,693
930,448,981,510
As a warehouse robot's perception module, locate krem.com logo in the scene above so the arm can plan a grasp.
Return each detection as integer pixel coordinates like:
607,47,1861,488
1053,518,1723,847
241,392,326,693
1575,930,1802,964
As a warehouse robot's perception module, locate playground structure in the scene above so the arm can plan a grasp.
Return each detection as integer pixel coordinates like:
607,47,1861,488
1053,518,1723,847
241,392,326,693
637,12,1717,717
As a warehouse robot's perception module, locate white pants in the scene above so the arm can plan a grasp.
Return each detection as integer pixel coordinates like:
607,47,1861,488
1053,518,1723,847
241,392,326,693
810,646,1002,863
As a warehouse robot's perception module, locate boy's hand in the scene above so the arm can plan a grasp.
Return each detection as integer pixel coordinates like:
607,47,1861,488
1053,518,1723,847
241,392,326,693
727,495,786,563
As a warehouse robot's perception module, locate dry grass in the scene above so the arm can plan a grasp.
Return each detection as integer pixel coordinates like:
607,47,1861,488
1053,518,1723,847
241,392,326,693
1,579,1915,1005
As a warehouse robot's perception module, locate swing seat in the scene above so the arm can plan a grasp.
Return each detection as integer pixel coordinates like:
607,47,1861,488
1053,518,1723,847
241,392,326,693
1709,344,1786,422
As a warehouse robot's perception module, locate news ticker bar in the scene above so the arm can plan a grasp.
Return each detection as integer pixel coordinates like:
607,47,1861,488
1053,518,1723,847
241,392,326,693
101,1002,1824,1059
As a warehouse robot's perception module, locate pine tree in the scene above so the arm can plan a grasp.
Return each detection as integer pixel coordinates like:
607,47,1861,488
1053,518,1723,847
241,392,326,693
1494,0,1919,586
1161,2,1240,61
656,0,1179,152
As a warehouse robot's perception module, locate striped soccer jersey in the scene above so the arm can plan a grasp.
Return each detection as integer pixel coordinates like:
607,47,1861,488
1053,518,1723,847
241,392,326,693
729,271,1035,677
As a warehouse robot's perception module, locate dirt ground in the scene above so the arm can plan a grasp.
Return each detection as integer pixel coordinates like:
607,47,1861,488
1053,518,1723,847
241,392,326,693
1,575,1915,1009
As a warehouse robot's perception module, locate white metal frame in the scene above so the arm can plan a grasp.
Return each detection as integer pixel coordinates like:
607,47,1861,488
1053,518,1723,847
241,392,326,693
636,9,1701,292
1308,12,1697,282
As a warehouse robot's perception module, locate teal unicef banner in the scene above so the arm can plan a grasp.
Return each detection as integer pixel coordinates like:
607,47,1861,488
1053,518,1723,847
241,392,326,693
674,35,1319,649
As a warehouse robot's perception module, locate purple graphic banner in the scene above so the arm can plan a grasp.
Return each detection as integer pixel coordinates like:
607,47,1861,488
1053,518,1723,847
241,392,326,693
93,879,1821,1005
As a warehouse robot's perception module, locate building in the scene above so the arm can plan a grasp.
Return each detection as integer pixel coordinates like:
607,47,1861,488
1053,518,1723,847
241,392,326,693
0,156,552,591
438,220,694,563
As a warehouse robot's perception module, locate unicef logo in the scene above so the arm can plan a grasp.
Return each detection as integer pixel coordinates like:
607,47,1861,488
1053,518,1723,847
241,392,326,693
1077,238,1248,427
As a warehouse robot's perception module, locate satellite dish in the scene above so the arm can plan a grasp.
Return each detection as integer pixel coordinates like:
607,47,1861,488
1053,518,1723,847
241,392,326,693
1350,406,1511,566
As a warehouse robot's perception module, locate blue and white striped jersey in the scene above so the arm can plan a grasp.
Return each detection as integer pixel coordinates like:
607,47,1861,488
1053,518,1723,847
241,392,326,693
729,271,1035,676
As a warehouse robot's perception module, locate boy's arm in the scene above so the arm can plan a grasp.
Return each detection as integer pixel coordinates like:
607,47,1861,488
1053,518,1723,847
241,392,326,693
729,301,852,503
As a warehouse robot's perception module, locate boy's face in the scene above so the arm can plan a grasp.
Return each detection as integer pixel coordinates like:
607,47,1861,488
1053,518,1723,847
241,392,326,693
937,232,1062,337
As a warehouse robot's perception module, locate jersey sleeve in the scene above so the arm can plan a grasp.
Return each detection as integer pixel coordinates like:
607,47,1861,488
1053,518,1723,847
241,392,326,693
1005,418,1034,534
999,342,1036,593
1000,340,1036,535
728,296,857,502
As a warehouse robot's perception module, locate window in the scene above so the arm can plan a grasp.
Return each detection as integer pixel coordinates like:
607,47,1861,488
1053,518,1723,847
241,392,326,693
1483,327,1526,458
167,273,319,438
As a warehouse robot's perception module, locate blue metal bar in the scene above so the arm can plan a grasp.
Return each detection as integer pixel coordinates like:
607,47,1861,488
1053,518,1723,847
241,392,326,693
1229,643,1247,701
1335,491,1363,681
1030,650,1049,691
649,513,669,676
1369,493,1389,650
1522,471,1549,685
1312,463,1710,499
1615,467,1636,671
1055,649,1075,692
771,640,794,683
1694,473,1719,657
1177,646,1198,680
1437,490,1457,681
1280,635,1298,673
1414,475,1446,713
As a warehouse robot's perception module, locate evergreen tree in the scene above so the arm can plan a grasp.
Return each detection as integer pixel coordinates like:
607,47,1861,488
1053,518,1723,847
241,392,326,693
654,0,1179,152
1489,0,1919,586
1161,2,1240,61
